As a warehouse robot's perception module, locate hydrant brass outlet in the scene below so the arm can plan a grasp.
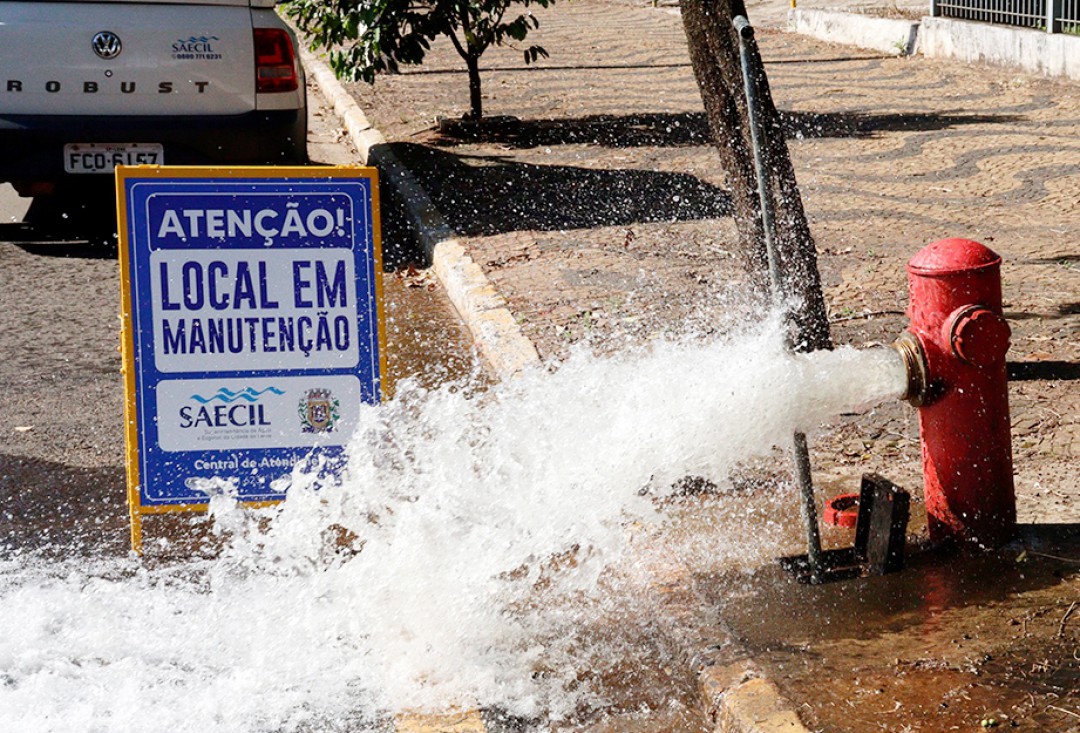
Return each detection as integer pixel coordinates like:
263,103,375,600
893,331,929,407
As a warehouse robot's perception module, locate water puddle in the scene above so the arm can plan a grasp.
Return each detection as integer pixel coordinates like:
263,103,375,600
382,268,484,392
0,317,908,732
706,527,1080,732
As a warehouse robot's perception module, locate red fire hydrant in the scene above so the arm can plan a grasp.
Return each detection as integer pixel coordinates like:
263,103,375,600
896,238,1016,548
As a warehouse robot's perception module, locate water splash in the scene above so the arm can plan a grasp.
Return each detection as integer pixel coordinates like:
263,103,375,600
0,316,907,732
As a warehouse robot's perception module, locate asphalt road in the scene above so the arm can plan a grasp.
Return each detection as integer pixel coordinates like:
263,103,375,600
0,182,129,553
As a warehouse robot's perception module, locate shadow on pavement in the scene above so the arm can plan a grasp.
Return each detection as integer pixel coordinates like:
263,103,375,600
0,454,129,556
387,55,888,78
388,141,732,237
1008,360,1080,381
784,109,1026,139
1,185,119,258
429,110,1025,149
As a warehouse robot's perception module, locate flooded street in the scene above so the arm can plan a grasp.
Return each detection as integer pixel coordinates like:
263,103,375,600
2,26,1077,730
707,528,1080,731
1,153,915,729
0,266,908,731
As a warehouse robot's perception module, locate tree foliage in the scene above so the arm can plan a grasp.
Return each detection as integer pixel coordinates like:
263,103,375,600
286,0,554,119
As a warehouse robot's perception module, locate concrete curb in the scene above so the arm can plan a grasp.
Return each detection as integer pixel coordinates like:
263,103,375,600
632,534,811,733
699,662,811,733
298,45,541,380
789,8,1080,82
789,8,920,56
919,16,1080,81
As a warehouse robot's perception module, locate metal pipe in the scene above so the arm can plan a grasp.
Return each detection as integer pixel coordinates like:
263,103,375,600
733,15,823,581
734,15,784,314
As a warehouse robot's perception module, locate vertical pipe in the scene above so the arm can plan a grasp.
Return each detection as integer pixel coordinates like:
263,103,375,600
1049,0,1061,32
733,16,784,311
733,15,823,581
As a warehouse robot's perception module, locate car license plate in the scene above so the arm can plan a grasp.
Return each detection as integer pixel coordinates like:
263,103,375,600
63,143,164,173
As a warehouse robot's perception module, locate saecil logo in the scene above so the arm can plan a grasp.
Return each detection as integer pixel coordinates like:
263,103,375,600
179,386,282,429
172,35,223,61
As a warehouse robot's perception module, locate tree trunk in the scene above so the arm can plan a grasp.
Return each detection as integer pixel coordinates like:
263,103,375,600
465,54,483,119
680,0,831,352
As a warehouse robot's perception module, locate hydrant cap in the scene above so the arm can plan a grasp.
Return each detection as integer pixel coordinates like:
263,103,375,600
951,306,1011,367
908,238,1002,277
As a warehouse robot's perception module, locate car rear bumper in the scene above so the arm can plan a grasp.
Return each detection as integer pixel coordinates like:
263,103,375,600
0,110,308,184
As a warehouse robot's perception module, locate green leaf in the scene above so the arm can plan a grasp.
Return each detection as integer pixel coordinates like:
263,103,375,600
524,44,548,64
506,17,528,41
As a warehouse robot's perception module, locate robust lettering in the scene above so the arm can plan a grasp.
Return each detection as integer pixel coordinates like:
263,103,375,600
1,79,208,94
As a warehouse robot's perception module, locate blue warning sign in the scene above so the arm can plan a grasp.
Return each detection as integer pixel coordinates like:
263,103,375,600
117,167,384,517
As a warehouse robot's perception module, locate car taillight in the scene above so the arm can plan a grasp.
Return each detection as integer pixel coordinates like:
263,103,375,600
254,27,298,93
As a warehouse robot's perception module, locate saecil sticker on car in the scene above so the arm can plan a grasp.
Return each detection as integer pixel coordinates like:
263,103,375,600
172,35,223,61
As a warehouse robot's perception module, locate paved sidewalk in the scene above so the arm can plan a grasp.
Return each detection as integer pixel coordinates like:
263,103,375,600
324,0,1079,729
342,0,1077,513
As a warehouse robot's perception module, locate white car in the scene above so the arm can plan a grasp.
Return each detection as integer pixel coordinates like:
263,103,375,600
0,0,307,199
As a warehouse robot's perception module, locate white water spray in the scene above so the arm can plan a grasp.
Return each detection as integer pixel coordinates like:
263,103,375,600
0,317,906,732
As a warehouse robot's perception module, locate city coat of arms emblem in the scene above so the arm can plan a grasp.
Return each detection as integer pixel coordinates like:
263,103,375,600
298,388,340,433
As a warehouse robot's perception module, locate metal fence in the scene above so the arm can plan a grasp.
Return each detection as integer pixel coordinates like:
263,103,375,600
932,0,1080,32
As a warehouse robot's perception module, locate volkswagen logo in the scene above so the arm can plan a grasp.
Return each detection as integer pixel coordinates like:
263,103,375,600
92,31,122,60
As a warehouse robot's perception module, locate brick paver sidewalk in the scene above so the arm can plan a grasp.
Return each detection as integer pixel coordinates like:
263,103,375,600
346,0,1077,521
